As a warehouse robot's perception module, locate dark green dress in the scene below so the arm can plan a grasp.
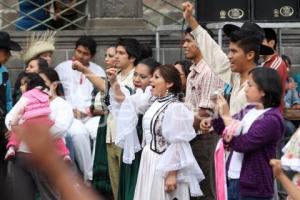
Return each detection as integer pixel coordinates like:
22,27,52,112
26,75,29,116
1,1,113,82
117,114,143,200
92,114,113,197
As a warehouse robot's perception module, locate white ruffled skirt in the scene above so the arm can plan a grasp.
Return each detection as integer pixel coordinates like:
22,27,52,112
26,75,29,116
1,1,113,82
133,144,190,200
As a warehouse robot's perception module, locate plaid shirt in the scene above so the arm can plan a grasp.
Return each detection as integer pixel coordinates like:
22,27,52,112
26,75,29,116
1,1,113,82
185,59,224,113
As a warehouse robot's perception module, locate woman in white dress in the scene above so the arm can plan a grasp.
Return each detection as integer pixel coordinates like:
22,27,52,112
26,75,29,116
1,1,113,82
108,64,204,200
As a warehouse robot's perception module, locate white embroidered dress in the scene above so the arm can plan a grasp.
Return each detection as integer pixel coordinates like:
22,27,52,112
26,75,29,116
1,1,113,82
113,89,204,200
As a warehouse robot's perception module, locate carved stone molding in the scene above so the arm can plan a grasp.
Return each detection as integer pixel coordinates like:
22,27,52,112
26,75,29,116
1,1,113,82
88,0,142,18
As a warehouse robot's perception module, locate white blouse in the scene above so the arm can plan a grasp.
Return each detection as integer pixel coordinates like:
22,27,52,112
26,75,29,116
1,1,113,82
114,89,204,197
113,86,152,163
153,101,204,197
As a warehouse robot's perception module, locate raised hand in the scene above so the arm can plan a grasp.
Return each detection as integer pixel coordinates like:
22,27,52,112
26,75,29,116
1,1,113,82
72,60,87,73
182,2,199,30
182,1,194,21
106,67,118,84
215,95,230,118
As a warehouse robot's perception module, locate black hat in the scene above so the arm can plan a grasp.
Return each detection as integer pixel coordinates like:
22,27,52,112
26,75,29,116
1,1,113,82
223,22,274,55
0,31,21,51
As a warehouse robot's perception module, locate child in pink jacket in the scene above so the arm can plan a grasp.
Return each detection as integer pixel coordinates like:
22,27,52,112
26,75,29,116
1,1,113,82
5,73,69,160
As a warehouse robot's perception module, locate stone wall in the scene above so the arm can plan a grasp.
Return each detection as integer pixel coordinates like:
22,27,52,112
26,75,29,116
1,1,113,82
4,28,300,87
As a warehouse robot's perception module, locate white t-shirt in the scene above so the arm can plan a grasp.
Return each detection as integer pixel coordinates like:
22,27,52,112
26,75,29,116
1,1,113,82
55,60,105,113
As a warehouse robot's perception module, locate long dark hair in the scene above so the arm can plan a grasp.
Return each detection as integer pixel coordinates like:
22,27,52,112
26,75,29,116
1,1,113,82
249,67,282,108
39,68,64,97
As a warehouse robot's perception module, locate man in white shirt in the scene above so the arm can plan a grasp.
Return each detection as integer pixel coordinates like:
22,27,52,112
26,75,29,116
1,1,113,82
55,35,105,181
106,38,140,198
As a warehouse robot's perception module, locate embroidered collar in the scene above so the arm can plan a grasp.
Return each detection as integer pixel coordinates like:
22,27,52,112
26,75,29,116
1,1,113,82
156,94,176,103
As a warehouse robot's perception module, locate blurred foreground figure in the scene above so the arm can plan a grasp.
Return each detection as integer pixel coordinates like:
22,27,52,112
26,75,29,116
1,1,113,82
13,123,101,200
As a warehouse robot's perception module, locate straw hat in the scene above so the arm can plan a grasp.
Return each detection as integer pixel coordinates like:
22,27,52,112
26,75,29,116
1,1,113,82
23,31,56,63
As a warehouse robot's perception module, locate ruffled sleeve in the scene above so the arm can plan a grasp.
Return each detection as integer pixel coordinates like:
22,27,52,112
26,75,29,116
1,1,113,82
108,84,131,118
115,86,152,164
156,102,205,197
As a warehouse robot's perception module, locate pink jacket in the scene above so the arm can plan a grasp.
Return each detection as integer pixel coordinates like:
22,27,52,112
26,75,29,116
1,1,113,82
22,88,51,120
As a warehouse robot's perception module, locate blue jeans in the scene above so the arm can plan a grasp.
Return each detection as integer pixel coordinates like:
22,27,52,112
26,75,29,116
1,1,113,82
227,179,240,200
240,197,272,200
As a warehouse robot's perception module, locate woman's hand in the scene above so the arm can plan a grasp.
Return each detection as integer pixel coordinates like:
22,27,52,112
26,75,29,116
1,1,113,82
223,132,233,143
73,109,88,120
215,95,230,118
215,95,234,126
165,171,177,193
200,117,212,133
106,68,118,84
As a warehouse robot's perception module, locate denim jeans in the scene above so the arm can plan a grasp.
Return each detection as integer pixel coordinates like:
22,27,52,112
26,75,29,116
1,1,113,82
227,179,240,200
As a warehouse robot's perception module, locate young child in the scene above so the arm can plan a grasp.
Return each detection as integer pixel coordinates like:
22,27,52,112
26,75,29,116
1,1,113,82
5,73,69,160
209,67,284,200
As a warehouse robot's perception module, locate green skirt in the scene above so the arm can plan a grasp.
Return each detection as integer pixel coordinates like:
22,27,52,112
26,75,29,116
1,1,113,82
118,115,143,200
92,115,113,197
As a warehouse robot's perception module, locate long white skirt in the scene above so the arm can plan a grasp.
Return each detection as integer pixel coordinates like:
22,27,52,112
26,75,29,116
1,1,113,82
133,144,190,200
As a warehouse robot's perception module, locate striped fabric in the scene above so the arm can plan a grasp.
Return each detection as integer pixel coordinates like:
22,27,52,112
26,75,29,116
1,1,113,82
185,59,224,112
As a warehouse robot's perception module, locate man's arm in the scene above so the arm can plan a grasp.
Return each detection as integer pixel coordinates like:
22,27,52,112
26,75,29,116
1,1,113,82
182,2,233,85
72,60,106,92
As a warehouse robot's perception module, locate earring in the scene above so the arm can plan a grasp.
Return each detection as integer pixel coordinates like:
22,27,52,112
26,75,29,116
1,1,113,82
166,89,169,95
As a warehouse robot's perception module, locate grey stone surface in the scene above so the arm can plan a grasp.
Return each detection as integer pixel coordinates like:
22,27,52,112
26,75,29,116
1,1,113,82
89,0,142,18
0,0,19,31
282,47,300,65
161,48,183,65
51,50,69,68
87,0,145,29
86,18,148,29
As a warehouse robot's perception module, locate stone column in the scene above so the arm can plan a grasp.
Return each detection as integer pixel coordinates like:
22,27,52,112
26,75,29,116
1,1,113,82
87,0,146,29
0,0,19,31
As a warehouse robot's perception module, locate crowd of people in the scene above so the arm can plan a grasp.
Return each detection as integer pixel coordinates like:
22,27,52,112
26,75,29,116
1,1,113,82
0,1,300,200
